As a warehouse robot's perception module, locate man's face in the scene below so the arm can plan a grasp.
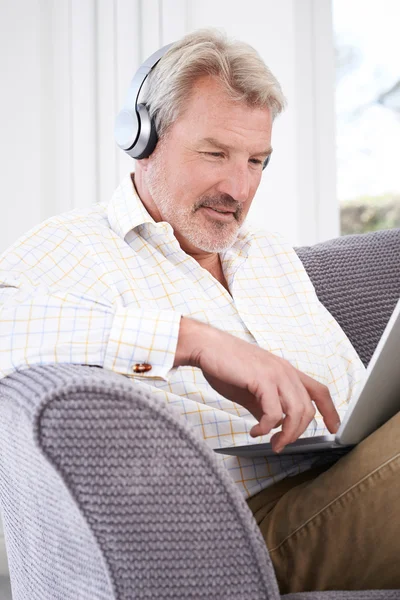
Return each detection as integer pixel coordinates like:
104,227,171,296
143,75,273,255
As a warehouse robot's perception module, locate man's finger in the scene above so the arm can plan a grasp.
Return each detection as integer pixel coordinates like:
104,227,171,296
271,413,298,452
250,406,283,437
299,371,341,433
270,379,307,448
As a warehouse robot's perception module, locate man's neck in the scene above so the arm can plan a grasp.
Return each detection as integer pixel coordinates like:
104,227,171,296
132,171,230,292
196,253,230,293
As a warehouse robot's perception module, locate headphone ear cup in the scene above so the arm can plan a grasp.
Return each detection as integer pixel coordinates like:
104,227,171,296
116,43,172,160
114,108,140,152
133,103,158,159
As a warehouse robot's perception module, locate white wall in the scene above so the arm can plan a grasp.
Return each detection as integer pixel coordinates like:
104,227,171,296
0,0,338,255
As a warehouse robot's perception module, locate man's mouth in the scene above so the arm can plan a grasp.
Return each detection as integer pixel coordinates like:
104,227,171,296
200,206,237,221
210,207,235,214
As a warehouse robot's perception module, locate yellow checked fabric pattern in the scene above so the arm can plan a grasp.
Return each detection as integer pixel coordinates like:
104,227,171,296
0,175,366,499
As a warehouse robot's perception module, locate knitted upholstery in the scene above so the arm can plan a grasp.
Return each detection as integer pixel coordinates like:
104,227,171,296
0,364,280,600
1,229,400,599
295,228,400,366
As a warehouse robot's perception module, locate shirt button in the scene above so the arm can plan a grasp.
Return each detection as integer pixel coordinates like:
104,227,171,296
132,363,152,374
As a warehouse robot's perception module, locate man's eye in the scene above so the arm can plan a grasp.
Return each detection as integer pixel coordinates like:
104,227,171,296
204,152,224,158
249,158,263,166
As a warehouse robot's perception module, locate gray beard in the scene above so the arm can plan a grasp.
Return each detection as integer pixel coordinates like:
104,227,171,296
146,166,243,253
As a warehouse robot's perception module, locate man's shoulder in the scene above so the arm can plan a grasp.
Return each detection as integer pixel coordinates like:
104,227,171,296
43,202,109,232
7,203,108,245
240,224,294,255
0,203,110,270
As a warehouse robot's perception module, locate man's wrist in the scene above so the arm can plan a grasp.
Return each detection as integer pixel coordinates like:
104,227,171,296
174,317,211,368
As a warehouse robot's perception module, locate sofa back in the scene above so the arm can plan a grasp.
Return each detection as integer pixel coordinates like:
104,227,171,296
296,228,400,366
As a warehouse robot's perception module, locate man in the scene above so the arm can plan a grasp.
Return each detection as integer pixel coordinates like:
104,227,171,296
0,29,399,593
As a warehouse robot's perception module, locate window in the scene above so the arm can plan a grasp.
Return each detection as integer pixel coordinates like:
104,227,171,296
333,0,400,234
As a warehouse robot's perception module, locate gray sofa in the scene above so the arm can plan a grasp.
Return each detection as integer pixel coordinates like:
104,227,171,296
0,229,400,600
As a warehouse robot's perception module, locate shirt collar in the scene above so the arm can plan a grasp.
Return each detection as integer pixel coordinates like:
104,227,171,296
107,173,156,240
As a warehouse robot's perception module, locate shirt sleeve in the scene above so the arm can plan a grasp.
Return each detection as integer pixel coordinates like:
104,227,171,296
0,280,181,380
0,219,181,380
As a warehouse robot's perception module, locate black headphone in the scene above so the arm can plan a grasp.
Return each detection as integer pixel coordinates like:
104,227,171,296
114,43,173,160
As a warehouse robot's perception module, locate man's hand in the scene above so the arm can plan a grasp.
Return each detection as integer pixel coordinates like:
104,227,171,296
174,317,340,453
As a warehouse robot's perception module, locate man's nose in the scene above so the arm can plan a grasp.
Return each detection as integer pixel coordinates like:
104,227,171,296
216,163,251,204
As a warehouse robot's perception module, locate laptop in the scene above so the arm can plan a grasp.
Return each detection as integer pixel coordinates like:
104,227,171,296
214,297,400,458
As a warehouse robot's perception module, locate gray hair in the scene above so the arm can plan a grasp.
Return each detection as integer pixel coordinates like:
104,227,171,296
141,28,286,139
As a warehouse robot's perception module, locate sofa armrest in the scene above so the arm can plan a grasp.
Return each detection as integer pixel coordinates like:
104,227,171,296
0,364,279,600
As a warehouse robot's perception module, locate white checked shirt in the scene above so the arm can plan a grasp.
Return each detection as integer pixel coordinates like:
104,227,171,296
0,175,366,499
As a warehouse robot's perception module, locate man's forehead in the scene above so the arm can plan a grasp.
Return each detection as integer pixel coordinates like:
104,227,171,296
170,76,273,150
181,76,272,121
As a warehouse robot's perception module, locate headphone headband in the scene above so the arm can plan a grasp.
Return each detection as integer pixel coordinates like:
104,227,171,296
115,43,173,159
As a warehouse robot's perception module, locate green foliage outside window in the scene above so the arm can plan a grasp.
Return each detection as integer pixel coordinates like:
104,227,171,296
340,194,400,235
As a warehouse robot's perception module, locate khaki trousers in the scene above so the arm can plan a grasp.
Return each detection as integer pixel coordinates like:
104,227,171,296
246,411,400,594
